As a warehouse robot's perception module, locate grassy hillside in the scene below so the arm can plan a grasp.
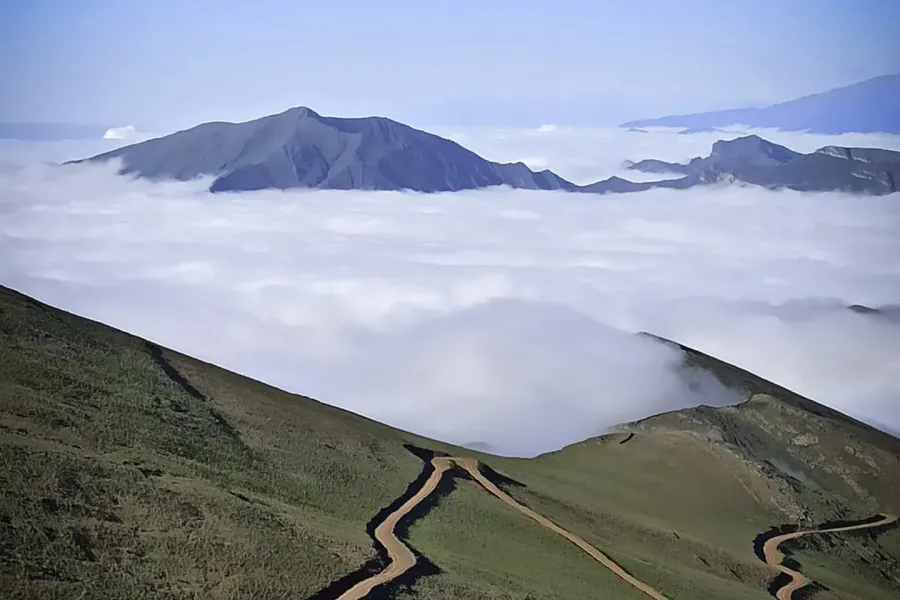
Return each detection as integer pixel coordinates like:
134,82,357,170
1,285,898,600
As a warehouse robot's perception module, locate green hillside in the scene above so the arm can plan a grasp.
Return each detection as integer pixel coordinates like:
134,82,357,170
1,285,898,600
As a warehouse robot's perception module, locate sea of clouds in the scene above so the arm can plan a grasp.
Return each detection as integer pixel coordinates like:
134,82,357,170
2,126,899,455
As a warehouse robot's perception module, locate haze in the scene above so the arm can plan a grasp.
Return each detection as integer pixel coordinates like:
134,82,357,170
3,0,900,130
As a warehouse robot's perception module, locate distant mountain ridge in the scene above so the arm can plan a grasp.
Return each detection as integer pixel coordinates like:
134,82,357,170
615,134,900,195
76,108,900,195
621,73,900,134
625,136,800,176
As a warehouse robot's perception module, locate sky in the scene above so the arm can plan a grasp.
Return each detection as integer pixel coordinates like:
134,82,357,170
2,127,899,456
3,0,900,129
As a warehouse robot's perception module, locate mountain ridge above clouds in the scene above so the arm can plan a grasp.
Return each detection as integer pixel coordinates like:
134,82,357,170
620,73,900,134
73,107,900,195
608,134,900,195
74,106,577,193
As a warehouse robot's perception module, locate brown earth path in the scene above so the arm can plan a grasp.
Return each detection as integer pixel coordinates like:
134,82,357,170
762,513,898,600
336,457,453,600
336,456,670,600
454,457,670,600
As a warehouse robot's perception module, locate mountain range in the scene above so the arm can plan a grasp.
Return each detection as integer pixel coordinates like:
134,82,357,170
620,73,900,134
617,135,900,195
75,108,900,197
2,285,899,600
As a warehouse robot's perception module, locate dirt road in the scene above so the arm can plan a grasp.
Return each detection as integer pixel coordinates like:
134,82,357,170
337,457,452,600
761,513,898,600
336,456,670,600
454,457,670,600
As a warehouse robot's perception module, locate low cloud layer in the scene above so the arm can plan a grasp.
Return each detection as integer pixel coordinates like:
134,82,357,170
2,129,899,455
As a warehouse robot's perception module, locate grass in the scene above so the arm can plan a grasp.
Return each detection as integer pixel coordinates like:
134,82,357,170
2,285,899,600
0,287,422,599
790,540,900,600
401,477,652,600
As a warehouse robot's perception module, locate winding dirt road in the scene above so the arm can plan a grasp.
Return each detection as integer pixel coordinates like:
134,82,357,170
337,457,453,600
761,513,898,600
336,456,670,600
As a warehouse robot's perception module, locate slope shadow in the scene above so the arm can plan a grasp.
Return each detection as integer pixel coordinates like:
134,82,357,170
144,342,204,401
477,462,526,489
144,341,241,441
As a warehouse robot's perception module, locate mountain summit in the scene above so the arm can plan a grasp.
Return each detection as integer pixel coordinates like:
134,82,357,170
77,107,576,193
707,135,800,166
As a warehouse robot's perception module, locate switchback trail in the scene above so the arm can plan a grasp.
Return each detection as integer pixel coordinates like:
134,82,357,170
335,456,670,600
761,513,898,600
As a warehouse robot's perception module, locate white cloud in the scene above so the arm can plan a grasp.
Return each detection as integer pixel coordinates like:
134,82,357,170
1,129,899,456
102,125,149,141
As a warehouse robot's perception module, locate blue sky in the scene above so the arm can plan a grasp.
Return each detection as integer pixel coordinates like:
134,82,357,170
3,0,900,129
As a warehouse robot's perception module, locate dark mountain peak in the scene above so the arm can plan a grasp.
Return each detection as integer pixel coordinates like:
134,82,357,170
265,106,324,125
579,175,658,194
280,106,320,118
627,135,798,177
77,108,577,193
710,134,765,150
624,158,693,175
605,175,629,183
709,135,798,165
